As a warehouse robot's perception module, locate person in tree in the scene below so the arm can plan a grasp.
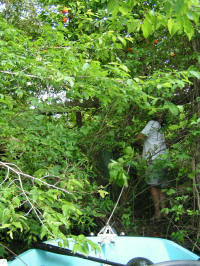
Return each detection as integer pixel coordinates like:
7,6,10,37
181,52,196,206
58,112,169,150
136,113,168,220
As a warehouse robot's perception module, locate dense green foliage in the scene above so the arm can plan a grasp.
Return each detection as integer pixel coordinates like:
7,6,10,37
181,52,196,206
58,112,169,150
0,0,200,258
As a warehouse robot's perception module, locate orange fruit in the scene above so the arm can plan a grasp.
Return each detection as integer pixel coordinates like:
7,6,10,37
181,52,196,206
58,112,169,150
154,39,158,44
63,17,68,23
62,8,68,14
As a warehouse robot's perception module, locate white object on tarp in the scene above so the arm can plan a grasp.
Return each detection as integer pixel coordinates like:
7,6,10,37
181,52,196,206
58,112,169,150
0,260,8,266
97,224,117,244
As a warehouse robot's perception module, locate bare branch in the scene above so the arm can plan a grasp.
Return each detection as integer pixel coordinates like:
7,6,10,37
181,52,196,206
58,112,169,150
0,70,40,79
0,242,28,266
0,162,71,194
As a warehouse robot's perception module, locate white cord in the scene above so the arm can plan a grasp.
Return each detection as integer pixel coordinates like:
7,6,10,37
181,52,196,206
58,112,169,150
106,165,130,226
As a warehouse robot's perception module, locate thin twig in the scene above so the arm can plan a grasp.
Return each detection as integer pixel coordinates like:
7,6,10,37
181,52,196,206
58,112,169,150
167,217,200,252
0,161,72,239
17,170,54,237
0,70,40,79
0,242,28,266
0,162,71,194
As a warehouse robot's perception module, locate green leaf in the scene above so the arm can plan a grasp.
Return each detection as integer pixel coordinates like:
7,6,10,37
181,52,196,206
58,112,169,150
0,96,14,109
12,197,21,207
168,19,180,36
80,242,89,255
122,172,129,187
64,76,75,87
187,11,199,25
124,146,134,157
34,168,48,178
0,224,11,229
119,64,129,73
142,18,153,38
156,14,168,28
82,63,90,71
117,36,126,46
174,0,187,15
73,243,81,254
183,17,194,40
40,227,48,239
190,70,200,79
127,19,141,33
13,222,23,232
164,101,179,115
107,0,119,16
127,0,136,9
119,6,129,15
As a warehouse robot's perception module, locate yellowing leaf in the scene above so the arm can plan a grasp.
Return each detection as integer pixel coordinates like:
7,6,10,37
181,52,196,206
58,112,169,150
98,189,108,198
0,224,11,229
